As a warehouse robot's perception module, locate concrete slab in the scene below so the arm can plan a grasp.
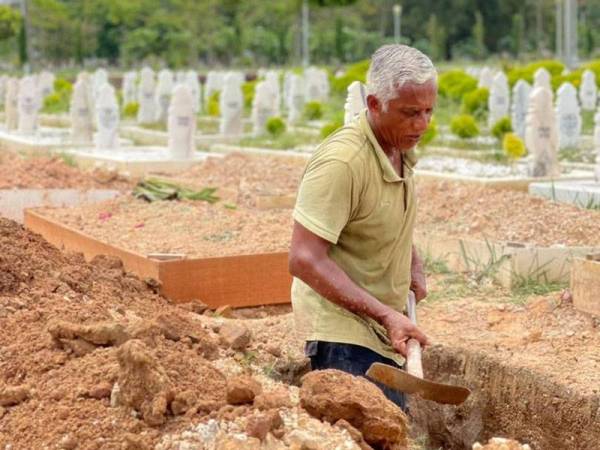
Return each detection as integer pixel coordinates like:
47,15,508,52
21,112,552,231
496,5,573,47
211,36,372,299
415,169,595,192
571,257,600,317
209,143,310,165
529,179,600,208
120,126,249,150
69,147,223,176
415,232,599,288
0,189,119,222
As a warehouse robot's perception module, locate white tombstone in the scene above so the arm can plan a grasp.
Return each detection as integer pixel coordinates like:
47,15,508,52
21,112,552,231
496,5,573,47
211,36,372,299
251,81,276,136
137,67,157,124
185,71,201,113
344,81,367,125
511,80,532,139
168,84,196,159
488,72,510,127
555,82,581,149
478,67,493,90
70,76,94,145
18,76,41,135
0,75,7,108
264,70,281,116
287,74,305,125
533,68,552,91
579,70,597,111
5,77,19,131
219,74,244,136
525,86,560,177
95,83,120,151
283,72,294,110
304,67,323,102
122,71,138,106
175,71,187,85
594,110,600,181
92,69,109,99
38,71,55,99
155,69,174,123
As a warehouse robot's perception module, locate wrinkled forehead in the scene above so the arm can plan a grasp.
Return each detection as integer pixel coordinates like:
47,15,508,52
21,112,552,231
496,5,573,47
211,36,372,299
391,80,438,107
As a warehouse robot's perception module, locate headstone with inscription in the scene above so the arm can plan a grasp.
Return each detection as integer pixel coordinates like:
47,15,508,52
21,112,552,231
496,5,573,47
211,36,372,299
251,80,276,136
287,74,305,125
219,73,244,136
533,68,552,91
525,86,560,177
555,82,581,149
155,69,174,123
137,67,157,124
168,84,196,159
70,76,94,145
511,79,532,139
122,71,138,107
488,72,510,127
5,77,19,131
18,76,40,135
95,83,120,151
344,81,366,125
579,70,597,111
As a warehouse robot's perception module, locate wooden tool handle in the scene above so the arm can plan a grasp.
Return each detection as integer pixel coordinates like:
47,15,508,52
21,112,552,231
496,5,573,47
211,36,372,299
405,291,424,379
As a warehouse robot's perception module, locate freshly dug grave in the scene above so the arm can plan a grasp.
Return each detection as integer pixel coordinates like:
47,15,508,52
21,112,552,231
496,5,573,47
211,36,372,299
171,152,306,208
0,218,390,449
416,179,600,247
36,195,293,258
0,152,132,190
410,288,600,450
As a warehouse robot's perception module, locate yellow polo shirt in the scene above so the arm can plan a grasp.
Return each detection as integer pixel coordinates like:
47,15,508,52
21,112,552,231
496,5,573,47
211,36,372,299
291,109,417,365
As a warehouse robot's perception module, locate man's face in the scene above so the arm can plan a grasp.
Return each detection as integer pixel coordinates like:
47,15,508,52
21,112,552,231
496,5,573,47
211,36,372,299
368,79,437,152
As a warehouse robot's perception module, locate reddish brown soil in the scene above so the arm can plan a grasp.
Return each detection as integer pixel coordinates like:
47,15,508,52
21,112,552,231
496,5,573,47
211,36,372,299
0,152,132,190
416,180,600,247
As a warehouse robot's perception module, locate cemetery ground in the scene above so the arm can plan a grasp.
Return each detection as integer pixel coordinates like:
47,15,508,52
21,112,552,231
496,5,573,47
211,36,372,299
0,150,599,449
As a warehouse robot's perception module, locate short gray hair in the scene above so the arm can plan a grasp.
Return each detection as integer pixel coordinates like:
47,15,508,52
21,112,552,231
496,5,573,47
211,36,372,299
366,45,437,110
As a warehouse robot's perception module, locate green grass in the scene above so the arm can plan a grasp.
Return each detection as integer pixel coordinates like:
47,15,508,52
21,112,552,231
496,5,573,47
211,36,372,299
58,152,77,167
509,278,567,304
582,110,594,134
422,252,451,275
238,131,320,150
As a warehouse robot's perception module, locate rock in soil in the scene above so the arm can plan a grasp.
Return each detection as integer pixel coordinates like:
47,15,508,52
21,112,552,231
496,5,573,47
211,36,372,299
300,369,409,450
245,409,284,441
473,437,532,449
0,385,30,406
116,339,174,426
219,322,252,350
226,375,262,405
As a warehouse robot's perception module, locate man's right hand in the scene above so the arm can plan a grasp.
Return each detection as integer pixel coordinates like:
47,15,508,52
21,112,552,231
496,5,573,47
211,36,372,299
381,309,429,358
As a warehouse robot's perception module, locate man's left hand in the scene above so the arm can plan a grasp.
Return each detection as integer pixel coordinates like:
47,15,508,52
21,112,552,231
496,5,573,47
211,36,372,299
411,247,427,302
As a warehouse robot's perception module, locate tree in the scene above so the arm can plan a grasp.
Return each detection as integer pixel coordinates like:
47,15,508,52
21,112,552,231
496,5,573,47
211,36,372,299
511,13,524,57
472,10,486,59
426,14,447,61
0,5,21,41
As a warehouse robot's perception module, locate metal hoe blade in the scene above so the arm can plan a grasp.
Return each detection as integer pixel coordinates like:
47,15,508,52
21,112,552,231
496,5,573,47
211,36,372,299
367,362,470,405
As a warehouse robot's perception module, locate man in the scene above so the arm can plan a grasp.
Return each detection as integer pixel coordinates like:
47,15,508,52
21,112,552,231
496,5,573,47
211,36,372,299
288,44,436,411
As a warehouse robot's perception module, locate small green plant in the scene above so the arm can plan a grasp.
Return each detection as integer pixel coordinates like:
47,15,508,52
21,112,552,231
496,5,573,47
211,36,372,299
58,152,77,167
54,78,73,95
207,91,220,117
438,70,478,101
419,117,437,147
321,119,343,138
461,87,489,119
450,114,479,139
265,116,286,137
331,59,370,95
242,80,257,110
42,78,73,114
503,133,526,160
303,101,323,120
491,116,513,140
123,102,139,118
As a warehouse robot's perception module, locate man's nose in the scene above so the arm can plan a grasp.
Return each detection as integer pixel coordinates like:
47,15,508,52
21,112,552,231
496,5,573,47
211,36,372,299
413,112,429,132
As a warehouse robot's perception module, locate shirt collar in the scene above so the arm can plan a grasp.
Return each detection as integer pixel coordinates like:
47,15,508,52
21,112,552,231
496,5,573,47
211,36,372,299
359,109,417,183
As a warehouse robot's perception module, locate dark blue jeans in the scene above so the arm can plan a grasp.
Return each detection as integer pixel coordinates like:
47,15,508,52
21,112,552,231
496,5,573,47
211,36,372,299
306,340,407,412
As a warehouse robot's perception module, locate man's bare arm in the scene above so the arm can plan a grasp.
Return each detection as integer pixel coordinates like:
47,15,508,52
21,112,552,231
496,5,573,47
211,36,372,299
410,245,427,302
289,221,428,357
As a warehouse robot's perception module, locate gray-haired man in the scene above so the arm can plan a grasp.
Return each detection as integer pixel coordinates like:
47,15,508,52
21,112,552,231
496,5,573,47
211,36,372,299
288,45,436,410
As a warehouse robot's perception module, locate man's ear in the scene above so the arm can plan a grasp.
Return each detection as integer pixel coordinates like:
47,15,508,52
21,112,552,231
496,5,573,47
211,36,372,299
366,94,381,115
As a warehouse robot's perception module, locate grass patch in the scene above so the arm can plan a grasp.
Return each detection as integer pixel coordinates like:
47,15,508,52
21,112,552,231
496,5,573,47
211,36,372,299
509,278,567,304
58,152,77,167
238,131,320,150
422,252,451,275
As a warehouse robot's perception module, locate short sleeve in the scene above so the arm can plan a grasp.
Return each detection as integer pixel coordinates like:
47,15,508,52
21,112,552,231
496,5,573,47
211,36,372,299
293,159,354,244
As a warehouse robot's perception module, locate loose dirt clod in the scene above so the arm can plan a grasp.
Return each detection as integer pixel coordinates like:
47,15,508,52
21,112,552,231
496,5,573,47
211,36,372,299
219,322,252,350
472,437,532,449
300,369,409,450
245,409,284,441
0,385,30,407
226,375,263,405
115,339,174,426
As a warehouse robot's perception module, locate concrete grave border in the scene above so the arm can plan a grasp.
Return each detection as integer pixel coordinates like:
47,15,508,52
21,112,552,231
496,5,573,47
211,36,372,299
415,231,599,288
570,256,600,317
24,209,292,308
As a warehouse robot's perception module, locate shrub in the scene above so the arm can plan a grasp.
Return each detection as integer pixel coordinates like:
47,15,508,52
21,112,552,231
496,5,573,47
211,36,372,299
207,91,220,117
331,59,370,95
266,117,286,137
303,101,323,120
419,117,437,147
321,119,343,138
503,132,526,159
450,114,479,139
438,70,478,101
42,93,68,114
507,59,565,87
551,69,583,91
242,80,257,110
491,116,513,140
461,87,489,118
123,102,139,118
54,77,73,95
